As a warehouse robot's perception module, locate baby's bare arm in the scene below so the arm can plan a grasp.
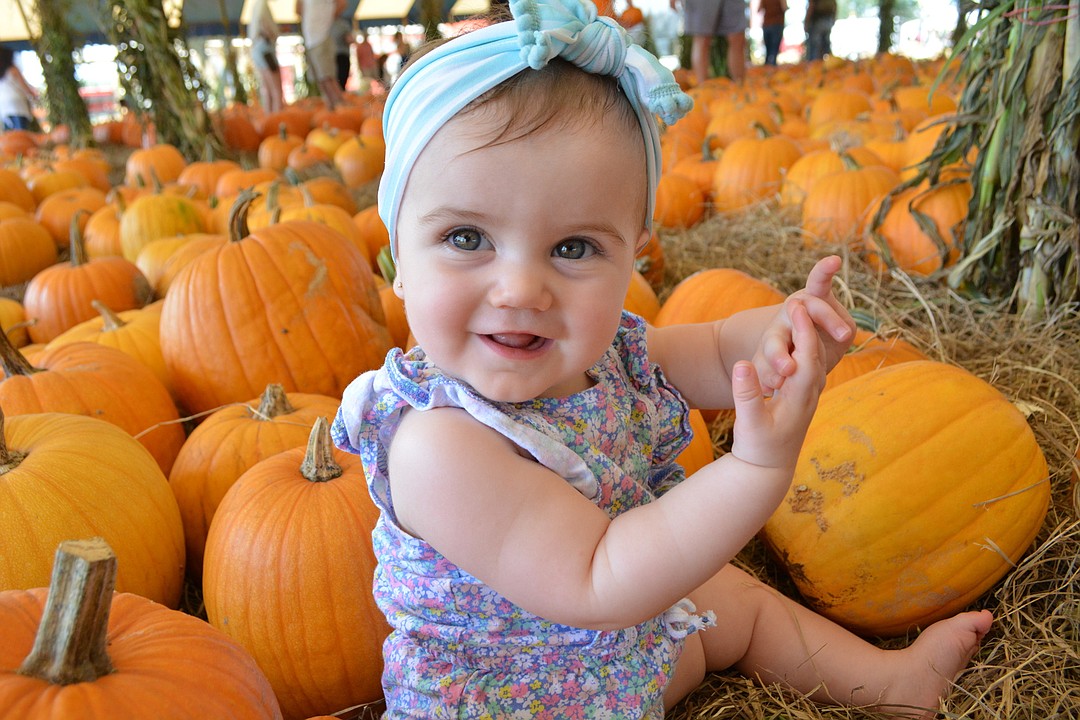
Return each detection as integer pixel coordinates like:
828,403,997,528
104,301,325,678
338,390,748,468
388,304,825,631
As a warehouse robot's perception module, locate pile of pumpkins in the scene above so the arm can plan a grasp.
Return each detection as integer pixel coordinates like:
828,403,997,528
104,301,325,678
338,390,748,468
0,74,1049,719
653,53,973,278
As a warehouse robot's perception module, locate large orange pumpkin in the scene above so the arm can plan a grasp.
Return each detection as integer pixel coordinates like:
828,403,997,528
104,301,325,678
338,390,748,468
169,383,342,580
0,216,56,287
0,538,281,719
712,134,802,213
0,410,185,607
762,361,1050,637
204,418,389,720
160,194,393,416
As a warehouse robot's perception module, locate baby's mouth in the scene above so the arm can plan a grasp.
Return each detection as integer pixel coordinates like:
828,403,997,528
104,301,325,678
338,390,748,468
488,333,546,351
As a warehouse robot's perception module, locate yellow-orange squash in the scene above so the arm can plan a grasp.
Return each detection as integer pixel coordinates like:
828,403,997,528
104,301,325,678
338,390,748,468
762,361,1050,637
0,538,281,719
0,411,185,607
204,418,389,720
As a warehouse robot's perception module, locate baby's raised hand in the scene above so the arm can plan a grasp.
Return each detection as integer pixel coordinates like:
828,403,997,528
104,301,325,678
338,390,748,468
754,256,855,393
730,300,826,471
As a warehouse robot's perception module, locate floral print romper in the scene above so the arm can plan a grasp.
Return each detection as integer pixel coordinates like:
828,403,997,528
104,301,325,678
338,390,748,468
332,313,715,719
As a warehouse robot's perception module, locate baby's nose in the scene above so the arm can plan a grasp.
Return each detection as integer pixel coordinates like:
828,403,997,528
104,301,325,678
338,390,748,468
488,261,553,311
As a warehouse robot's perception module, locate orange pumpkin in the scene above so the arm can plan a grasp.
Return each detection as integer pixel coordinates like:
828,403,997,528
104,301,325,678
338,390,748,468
0,297,29,348
0,336,185,477
169,383,342,580
137,233,228,298
674,408,716,476
159,194,393,415
655,268,784,327
258,124,306,172
22,223,153,344
865,180,972,277
204,418,390,720
763,361,1050,637
34,187,108,249
801,163,899,247
0,411,185,607
653,173,705,230
333,135,385,187
45,300,172,397
125,143,187,188
352,204,390,264
0,168,35,211
623,269,661,323
0,538,281,718
0,216,56,287
712,134,802,213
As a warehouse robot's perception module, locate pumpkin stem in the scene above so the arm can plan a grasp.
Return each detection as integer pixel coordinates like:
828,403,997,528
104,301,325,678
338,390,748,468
227,189,258,242
0,408,28,472
17,537,117,685
91,300,126,332
376,245,396,285
0,321,39,377
300,417,343,483
254,383,296,420
68,209,91,266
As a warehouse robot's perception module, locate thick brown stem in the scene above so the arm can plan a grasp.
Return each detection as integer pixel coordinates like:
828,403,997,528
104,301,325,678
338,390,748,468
227,188,258,242
254,383,295,420
17,538,117,685
300,417,343,483
0,320,39,377
68,209,91,266
0,407,27,472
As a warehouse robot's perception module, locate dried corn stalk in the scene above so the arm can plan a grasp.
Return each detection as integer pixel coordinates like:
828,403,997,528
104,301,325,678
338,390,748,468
953,2,1077,318
870,1,1079,320
20,0,93,145
101,0,225,160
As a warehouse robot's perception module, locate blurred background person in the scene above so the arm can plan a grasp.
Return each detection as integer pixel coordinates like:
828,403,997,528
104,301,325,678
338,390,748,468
753,0,786,66
246,0,284,112
804,0,836,61
297,0,347,109
675,0,748,85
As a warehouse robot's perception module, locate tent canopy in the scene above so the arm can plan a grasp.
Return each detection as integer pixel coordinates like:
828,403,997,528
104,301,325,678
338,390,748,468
0,0,490,46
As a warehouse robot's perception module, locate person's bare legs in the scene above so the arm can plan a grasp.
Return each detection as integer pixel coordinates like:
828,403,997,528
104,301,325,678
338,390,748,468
725,31,746,84
691,34,712,86
319,77,345,110
666,564,992,718
257,67,284,113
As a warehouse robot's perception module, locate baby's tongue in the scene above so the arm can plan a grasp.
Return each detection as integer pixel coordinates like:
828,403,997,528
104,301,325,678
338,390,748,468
491,333,539,349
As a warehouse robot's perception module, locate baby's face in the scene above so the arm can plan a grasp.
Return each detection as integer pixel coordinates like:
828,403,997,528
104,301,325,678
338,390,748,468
393,108,650,402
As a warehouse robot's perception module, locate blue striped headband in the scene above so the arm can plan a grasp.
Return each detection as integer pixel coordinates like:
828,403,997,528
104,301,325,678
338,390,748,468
378,0,693,257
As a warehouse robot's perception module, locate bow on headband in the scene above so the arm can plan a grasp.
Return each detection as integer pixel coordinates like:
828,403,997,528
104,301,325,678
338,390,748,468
378,0,694,257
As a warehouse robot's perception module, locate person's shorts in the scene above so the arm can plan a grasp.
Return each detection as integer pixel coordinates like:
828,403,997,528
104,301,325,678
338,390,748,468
683,0,748,37
306,38,336,81
252,37,279,72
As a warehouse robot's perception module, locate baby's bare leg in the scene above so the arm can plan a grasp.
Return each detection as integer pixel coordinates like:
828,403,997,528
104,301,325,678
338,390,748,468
667,564,992,718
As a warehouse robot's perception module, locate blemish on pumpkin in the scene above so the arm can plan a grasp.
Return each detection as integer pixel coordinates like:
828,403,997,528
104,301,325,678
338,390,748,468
789,484,828,533
291,241,330,295
810,457,863,496
840,424,876,455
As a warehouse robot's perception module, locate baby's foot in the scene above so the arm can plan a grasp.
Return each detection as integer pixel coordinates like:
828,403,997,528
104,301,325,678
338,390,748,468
874,609,993,719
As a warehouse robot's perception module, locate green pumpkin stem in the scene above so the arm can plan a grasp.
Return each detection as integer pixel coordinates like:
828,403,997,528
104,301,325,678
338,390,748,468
300,417,343,483
17,538,117,685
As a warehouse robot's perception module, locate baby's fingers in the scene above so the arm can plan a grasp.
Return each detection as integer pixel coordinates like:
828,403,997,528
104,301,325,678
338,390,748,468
731,361,767,424
803,255,843,299
783,301,827,396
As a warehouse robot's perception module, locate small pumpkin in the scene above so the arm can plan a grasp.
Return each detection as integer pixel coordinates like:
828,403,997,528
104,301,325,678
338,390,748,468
118,191,208,262
762,361,1050,637
125,143,187,188
0,537,281,719
865,180,972,277
712,134,803,213
653,173,705,230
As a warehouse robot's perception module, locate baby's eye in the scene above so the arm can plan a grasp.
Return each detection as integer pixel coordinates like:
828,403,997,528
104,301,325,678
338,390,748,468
553,239,596,260
447,228,484,251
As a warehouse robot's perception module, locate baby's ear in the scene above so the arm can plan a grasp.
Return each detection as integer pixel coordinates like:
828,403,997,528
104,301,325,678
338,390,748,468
634,229,652,255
